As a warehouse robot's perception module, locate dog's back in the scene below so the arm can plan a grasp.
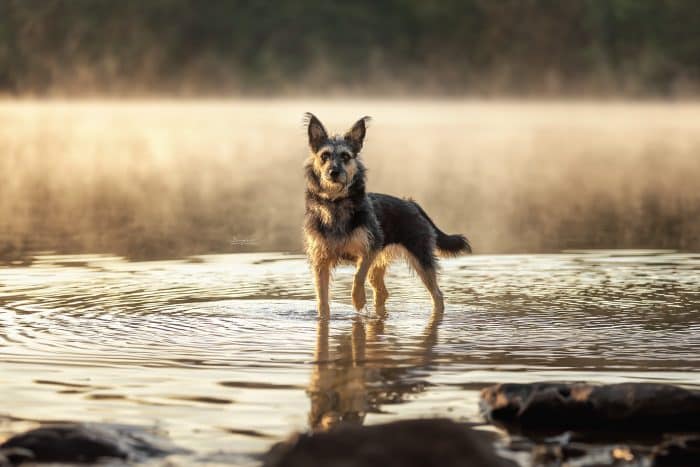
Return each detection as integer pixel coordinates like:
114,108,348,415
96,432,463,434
369,193,470,269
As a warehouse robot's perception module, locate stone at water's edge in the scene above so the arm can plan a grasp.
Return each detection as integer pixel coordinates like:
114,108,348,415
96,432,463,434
263,418,517,467
652,435,700,466
0,422,188,465
480,382,700,466
480,382,700,434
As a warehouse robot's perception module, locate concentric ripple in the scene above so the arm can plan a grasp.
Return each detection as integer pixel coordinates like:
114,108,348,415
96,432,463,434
0,251,699,464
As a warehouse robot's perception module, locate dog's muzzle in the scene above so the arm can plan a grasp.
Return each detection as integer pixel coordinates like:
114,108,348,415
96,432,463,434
324,171,347,186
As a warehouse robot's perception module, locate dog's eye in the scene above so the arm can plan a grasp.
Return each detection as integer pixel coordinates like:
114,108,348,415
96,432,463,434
320,152,330,162
342,154,350,163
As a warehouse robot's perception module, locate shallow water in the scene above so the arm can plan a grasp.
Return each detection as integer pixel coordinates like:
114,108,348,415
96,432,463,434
1,250,699,464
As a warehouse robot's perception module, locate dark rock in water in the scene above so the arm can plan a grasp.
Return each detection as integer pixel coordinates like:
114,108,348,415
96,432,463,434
0,448,33,467
0,422,188,464
1,425,127,463
480,382,700,434
480,382,700,466
263,418,518,467
651,435,700,466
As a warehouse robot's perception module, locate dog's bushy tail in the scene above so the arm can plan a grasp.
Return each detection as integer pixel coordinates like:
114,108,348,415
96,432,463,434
436,231,472,256
411,201,472,256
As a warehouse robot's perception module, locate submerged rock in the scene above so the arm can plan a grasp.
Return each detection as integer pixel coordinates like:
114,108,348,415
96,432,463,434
651,435,700,466
263,418,517,467
480,382,700,434
0,422,187,464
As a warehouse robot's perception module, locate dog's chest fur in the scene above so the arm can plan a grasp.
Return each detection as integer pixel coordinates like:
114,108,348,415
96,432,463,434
305,196,374,261
311,197,354,232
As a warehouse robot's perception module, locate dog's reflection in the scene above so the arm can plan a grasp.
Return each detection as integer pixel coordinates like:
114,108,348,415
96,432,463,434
307,309,443,431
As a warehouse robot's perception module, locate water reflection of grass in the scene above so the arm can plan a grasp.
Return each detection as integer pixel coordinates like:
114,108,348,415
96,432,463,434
1,100,699,260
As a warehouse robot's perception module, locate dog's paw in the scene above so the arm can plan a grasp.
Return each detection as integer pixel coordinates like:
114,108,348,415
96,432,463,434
352,288,366,310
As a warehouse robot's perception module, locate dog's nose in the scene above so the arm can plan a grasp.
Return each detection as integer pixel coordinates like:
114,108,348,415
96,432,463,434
329,169,340,179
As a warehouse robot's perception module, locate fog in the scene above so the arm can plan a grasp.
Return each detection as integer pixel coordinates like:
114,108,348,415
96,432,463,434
1,99,699,261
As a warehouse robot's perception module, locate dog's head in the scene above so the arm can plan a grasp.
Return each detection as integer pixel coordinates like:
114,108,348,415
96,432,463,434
304,113,370,195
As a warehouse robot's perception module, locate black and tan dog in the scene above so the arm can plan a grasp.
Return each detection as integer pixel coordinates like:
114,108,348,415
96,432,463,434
303,113,471,317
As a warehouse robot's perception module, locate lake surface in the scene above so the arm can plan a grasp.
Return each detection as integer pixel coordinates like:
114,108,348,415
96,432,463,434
1,250,699,465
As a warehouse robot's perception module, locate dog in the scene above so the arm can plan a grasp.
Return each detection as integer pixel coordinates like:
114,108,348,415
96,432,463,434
303,113,471,317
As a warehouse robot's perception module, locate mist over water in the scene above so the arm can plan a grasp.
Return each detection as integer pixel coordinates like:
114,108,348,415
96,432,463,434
1,99,700,262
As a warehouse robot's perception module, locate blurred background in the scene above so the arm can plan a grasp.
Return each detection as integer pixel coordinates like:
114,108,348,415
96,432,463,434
1,0,699,261
2,0,700,96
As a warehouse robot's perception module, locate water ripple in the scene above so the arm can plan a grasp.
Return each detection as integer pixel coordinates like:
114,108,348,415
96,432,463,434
0,250,698,460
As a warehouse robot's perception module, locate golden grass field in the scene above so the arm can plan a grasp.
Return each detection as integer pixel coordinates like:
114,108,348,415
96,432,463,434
1,99,699,261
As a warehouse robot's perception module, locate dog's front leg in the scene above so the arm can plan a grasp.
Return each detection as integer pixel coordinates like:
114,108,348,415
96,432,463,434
352,251,377,311
313,260,331,317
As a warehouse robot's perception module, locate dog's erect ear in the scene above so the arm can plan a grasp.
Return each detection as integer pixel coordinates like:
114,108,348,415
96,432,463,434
304,112,328,153
344,116,371,153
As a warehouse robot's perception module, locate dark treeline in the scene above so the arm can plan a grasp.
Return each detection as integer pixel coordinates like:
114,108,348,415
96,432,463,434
0,0,699,96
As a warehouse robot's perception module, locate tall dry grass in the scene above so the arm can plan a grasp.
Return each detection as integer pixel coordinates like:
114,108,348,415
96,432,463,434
1,99,699,261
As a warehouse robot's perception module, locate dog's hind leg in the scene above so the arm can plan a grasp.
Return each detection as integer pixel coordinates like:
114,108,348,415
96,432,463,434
352,252,377,311
413,262,445,314
403,232,445,313
368,265,388,314
313,259,331,317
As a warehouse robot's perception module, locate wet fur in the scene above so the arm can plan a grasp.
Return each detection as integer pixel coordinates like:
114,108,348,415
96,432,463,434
303,113,471,316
